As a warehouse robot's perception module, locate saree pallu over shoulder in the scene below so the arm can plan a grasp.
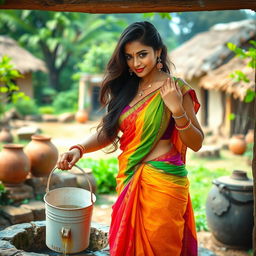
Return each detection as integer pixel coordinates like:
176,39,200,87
110,79,200,256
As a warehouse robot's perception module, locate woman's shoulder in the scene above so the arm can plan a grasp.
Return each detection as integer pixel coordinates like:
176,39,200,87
172,76,193,94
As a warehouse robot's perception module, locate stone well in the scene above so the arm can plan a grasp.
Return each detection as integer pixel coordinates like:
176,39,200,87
0,221,109,256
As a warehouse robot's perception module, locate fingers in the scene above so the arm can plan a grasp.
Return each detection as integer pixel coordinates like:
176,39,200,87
57,152,72,170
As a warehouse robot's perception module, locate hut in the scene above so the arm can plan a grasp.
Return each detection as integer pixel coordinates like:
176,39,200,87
0,35,47,98
170,19,255,137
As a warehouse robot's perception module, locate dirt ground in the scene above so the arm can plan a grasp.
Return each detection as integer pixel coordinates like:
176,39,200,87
13,119,253,256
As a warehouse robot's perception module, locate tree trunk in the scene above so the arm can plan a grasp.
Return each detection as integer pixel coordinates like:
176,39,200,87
48,67,60,91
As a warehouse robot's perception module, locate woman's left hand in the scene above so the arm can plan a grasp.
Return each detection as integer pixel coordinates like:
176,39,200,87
160,77,183,114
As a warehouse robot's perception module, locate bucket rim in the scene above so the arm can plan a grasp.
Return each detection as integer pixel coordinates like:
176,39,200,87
44,186,96,210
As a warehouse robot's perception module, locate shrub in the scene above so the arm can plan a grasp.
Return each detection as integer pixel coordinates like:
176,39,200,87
78,157,118,194
52,89,78,113
38,106,55,114
13,98,39,116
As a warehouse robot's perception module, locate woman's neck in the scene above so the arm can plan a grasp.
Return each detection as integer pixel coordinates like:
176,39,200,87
140,68,166,87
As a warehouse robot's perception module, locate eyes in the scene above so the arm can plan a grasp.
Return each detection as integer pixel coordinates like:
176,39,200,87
125,52,148,61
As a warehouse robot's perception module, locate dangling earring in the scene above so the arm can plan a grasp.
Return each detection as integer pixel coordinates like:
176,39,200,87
156,56,163,72
129,68,133,76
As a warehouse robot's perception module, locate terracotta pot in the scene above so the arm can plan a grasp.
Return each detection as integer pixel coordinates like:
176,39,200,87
75,110,88,123
0,144,30,184
24,135,58,177
70,167,97,194
245,129,254,144
0,127,13,143
228,134,247,155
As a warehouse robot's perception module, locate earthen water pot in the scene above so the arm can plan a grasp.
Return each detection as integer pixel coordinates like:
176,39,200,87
24,135,58,177
75,110,88,123
245,129,254,144
0,144,30,184
228,134,247,155
0,127,13,143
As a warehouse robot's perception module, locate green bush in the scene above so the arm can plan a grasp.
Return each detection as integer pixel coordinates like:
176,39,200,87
13,98,39,116
78,158,118,194
52,89,78,113
38,106,55,114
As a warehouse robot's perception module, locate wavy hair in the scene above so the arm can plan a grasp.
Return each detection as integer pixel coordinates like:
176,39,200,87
97,21,171,152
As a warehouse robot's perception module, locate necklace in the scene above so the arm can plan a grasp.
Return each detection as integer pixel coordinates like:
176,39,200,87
138,82,152,97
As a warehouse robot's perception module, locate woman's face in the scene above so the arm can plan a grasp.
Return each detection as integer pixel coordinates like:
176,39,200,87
124,40,161,78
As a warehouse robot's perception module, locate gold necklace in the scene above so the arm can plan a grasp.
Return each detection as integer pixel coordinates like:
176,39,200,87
138,82,152,97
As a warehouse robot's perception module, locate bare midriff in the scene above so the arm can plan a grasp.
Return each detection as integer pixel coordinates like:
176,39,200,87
143,139,173,162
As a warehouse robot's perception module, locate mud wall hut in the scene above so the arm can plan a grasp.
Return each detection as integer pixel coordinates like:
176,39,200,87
0,36,47,98
170,19,255,137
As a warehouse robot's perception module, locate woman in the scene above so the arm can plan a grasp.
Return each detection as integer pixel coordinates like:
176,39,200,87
57,21,204,256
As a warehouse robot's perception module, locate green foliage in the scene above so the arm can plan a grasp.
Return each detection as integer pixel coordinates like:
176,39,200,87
227,40,256,103
78,158,118,194
0,182,12,205
142,13,172,20
244,142,254,162
74,42,115,78
38,106,55,114
0,56,28,117
52,89,78,113
188,165,231,231
13,98,39,116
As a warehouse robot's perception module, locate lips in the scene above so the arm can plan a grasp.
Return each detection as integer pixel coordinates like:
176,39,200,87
135,68,144,73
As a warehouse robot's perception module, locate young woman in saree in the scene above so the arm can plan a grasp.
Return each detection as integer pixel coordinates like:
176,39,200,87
57,21,204,256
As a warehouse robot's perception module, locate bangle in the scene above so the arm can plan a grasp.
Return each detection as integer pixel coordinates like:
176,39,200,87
175,119,192,131
172,112,187,119
69,145,84,158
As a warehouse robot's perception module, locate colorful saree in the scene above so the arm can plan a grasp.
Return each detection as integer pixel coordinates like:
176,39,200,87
109,79,200,256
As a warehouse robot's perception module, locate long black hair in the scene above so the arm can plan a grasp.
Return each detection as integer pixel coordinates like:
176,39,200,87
98,21,171,152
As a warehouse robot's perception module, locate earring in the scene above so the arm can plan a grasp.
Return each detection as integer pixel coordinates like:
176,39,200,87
129,68,133,76
156,56,163,71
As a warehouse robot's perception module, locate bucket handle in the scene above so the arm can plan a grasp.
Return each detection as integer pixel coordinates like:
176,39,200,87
46,164,94,205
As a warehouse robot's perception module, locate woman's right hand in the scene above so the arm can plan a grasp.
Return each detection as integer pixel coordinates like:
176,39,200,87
56,148,81,170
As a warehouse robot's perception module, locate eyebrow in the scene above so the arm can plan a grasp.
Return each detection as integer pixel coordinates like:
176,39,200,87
125,50,148,56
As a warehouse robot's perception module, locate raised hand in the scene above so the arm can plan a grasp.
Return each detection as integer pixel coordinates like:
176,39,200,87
160,77,184,114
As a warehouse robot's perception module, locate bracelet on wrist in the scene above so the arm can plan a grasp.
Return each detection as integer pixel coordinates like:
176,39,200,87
172,112,187,120
69,145,85,158
175,119,192,131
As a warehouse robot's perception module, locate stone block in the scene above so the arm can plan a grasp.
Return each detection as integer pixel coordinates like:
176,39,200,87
1,206,34,225
5,184,34,203
58,113,75,123
88,222,109,251
50,171,77,190
0,216,11,231
20,201,45,221
25,177,48,199
41,114,58,122
16,126,41,140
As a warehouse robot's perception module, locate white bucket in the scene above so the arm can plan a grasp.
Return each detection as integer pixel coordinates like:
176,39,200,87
44,165,96,254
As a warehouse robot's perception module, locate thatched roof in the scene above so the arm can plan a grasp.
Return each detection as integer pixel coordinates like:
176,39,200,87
0,36,47,74
199,57,255,101
170,19,256,80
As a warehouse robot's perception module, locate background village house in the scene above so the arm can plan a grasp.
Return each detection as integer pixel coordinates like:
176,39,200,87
170,19,255,137
0,35,47,98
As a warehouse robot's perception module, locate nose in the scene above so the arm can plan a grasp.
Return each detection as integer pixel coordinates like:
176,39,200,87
133,56,140,67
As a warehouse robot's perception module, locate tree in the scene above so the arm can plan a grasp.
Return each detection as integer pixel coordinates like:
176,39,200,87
0,10,125,91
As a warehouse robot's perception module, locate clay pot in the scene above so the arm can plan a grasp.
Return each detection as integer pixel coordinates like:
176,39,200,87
24,135,58,177
245,129,254,144
228,134,247,155
0,144,30,184
75,110,88,123
70,167,97,194
0,127,13,143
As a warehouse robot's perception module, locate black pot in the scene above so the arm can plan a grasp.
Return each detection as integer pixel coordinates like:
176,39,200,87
206,170,253,249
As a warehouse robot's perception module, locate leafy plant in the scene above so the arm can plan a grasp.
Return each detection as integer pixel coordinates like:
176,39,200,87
73,42,115,78
52,89,78,113
0,56,28,119
38,105,55,114
13,98,39,116
78,157,118,194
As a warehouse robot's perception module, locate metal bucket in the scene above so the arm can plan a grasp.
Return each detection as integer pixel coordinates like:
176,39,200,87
44,165,96,254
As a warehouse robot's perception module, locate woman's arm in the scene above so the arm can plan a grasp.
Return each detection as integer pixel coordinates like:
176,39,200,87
172,93,204,152
57,129,114,170
160,77,204,152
